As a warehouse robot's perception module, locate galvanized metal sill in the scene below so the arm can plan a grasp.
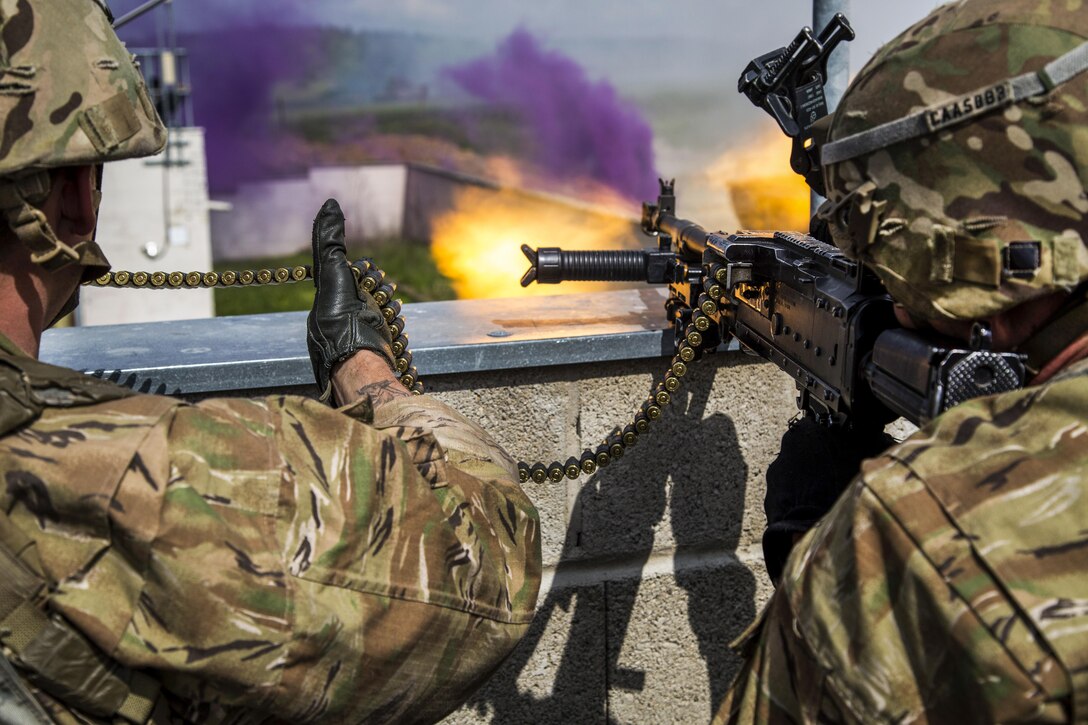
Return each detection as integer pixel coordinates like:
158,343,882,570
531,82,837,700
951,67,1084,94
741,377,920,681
40,289,727,395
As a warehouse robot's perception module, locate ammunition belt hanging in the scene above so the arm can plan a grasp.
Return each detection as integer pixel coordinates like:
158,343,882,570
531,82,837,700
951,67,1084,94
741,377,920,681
85,262,424,395
85,265,718,483
515,293,716,484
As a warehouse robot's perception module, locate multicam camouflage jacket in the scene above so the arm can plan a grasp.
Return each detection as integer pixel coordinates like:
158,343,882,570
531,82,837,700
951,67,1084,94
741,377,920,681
715,356,1088,724
0,333,541,724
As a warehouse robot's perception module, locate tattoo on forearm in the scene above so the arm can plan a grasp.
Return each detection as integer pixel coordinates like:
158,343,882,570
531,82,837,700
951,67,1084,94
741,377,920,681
353,379,410,407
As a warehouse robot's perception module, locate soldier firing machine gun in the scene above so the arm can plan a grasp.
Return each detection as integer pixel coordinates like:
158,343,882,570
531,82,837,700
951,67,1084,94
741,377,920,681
83,14,1030,486
516,14,1028,484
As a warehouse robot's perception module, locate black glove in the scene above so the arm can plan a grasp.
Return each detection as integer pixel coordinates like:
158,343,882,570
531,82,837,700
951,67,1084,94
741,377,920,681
763,416,896,584
307,199,395,401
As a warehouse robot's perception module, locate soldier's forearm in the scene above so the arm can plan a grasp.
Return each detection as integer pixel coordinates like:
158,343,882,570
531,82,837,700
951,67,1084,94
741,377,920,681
331,351,411,408
334,352,519,480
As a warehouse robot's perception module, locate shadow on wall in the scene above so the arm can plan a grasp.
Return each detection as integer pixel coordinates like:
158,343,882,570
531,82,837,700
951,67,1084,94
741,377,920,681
462,365,757,723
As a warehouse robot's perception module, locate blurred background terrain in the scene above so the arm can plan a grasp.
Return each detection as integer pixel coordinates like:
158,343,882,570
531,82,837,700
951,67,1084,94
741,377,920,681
104,0,939,317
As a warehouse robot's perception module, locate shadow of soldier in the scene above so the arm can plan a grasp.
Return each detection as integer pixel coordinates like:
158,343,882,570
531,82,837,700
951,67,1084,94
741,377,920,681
455,360,757,724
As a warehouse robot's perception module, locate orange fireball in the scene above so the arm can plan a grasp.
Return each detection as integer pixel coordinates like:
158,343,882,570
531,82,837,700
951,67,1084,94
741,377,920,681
430,186,642,300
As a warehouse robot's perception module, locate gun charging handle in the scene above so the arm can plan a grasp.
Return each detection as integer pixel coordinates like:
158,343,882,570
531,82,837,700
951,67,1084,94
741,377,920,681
520,245,654,286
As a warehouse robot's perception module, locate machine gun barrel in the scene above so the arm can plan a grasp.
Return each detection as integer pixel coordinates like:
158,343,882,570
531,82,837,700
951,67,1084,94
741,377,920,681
520,245,675,287
654,216,712,259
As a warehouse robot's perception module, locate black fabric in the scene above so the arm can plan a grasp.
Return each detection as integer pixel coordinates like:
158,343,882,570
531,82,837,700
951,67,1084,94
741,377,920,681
49,288,80,329
763,416,896,585
306,199,394,399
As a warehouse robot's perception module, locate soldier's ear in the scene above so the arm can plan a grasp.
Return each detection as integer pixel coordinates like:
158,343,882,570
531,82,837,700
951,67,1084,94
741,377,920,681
56,165,98,238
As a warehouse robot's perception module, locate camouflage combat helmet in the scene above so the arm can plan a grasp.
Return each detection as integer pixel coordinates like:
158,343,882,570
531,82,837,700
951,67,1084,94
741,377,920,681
819,0,1088,321
0,0,166,277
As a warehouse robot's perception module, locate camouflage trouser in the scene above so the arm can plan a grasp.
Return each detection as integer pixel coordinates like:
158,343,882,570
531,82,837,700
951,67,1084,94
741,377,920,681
715,360,1088,723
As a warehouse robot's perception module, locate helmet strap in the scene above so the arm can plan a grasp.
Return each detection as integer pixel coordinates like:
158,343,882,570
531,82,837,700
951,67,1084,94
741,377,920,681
0,171,81,271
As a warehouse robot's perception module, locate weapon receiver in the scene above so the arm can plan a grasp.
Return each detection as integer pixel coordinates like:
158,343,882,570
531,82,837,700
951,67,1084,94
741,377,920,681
519,14,1026,436
521,179,1027,430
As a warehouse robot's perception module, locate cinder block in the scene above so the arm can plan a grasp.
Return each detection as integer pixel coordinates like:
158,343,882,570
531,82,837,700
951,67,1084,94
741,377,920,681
571,356,796,562
605,561,767,725
444,580,608,725
700,357,802,550
426,370,580,462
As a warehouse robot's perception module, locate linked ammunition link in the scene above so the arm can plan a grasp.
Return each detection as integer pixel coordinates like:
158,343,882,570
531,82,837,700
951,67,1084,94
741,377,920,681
85,262,424,395
87,265,314,290
516,318,705,485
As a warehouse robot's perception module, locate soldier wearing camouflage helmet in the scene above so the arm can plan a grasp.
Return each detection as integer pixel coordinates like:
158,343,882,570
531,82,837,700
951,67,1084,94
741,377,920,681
717,0,1088,721
0,2,540,724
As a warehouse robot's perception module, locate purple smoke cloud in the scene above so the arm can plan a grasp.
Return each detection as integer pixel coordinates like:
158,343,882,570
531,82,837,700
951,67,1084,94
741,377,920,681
115,1,315,193
445,29,657,202
183,28,317,192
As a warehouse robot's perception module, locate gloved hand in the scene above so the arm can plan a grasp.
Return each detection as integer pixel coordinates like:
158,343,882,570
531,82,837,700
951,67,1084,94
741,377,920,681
307,198,395,402
763,416,896,584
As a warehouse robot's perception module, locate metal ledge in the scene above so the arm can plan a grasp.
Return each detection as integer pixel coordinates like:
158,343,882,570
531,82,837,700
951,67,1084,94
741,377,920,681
40,289,696,395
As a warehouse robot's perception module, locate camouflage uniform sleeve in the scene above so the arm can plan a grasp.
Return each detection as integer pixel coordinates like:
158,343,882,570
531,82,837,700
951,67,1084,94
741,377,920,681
367,394,520,481
714,465,1069,723
28,393,540,723
714,377,1088,724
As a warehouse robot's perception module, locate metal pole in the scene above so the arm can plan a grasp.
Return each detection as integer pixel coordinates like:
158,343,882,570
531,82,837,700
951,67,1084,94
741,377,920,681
114,0,171,30
814,0,851,111
812,0,851,214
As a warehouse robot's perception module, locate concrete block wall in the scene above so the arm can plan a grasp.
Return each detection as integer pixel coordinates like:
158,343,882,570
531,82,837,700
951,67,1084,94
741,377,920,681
402,165,466,243
416,353,797,724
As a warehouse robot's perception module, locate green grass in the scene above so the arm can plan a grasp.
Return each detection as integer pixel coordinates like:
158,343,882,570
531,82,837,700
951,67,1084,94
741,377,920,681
284,105,527,157
213,240,456,318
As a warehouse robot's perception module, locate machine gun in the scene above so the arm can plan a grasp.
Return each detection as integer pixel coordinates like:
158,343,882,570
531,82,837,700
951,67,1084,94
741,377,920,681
514,15,1028,484
522,182,1026,428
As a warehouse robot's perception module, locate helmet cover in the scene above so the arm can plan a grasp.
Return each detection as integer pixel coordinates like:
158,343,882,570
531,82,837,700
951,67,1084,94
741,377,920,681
821,0,1088,320
0,0,167,275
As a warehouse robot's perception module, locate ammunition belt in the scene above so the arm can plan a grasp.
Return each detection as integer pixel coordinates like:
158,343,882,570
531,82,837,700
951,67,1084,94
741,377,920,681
86,267,721,483
514,292,717,483
84,263,424,395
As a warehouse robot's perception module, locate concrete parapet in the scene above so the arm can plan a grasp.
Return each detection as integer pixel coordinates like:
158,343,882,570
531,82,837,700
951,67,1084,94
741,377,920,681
428,355,793,723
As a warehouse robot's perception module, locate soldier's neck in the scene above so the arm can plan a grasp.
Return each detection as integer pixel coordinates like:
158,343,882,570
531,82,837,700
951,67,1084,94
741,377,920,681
0,285,45,358
0,238,84,360
0,260,41,356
